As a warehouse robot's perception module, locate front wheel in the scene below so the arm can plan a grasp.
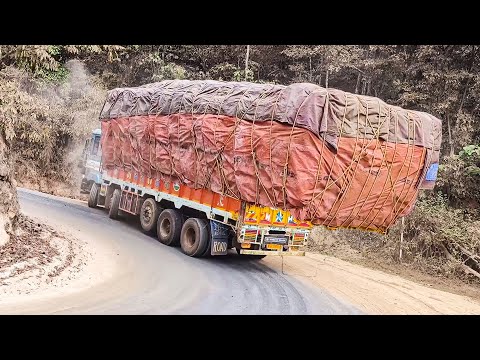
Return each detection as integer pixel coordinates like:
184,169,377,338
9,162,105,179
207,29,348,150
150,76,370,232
108,189,121,220
140,198,161,234
87,183,99,208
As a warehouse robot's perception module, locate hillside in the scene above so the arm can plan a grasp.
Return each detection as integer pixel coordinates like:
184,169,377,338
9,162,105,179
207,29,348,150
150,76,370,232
1,45,479,284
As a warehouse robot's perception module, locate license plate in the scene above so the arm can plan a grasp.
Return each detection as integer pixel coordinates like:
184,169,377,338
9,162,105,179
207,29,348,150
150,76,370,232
266,244,282,250
264,236,288,245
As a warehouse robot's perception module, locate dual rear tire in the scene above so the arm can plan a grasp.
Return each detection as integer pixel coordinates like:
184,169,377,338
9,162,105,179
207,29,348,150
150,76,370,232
180,218,210,257
154,208,210,258
103,189,213,258
156,209,183,246
156,210,210,258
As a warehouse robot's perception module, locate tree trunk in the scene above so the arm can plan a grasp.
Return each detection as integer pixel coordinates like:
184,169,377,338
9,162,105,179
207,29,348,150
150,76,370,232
325,69,329,88
0,131,19,246
440,242,480,281
399,217,404,262
245,45,250,80
447,114,454,156
355,72,361,94
308,56,312,82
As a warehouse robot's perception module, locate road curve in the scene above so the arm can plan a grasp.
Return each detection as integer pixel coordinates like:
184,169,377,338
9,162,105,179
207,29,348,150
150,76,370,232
12,188,361,315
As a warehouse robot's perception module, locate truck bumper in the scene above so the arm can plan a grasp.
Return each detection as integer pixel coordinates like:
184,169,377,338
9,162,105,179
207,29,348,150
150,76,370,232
239,249,305,256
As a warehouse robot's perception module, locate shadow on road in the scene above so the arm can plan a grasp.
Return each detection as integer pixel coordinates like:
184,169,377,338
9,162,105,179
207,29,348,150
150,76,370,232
117,211,276,270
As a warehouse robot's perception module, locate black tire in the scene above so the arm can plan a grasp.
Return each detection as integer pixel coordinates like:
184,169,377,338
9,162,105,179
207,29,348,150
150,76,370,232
140,198,161,234
156,209,183,246
105,186,114,210
87,183,99,208
235,248,266,259
108,189,121,220
180,218,209,257
201,233,212,257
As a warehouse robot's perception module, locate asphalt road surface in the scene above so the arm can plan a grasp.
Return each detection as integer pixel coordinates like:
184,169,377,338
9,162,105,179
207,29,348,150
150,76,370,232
15,188,361,315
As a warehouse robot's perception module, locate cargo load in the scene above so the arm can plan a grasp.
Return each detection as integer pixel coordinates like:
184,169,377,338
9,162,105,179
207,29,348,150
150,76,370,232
99,80,442,233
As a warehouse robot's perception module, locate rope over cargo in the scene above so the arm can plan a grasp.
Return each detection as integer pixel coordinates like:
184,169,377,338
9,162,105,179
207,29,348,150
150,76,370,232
99,80,443,233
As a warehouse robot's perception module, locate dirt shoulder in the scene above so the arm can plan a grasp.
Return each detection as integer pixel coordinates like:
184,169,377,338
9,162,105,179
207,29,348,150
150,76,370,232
264,253,480,314
15,175,88,202
0,194,120,313
0,214,89,302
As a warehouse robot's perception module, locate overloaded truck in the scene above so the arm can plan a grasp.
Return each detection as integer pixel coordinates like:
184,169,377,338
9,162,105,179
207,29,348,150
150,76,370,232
84,80,442,259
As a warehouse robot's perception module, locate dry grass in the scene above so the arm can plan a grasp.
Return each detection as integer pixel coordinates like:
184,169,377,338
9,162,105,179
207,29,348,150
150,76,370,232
307,197,480,300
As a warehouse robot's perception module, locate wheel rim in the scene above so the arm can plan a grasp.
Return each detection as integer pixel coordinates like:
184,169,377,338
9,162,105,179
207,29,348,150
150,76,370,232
142,203,153,224
184,226,196,248
160,217,171,238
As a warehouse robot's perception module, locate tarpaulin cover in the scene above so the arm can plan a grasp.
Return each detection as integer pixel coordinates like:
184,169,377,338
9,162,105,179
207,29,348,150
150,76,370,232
99,80,443,233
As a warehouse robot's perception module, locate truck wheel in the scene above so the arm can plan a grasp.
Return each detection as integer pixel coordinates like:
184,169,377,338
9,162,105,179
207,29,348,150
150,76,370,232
235,248,266,259
105,186,114,210
180,218,209,257
140,198,160,234
201,234,212,257
87,183,99,208
108,189,121,220
157,209,183,246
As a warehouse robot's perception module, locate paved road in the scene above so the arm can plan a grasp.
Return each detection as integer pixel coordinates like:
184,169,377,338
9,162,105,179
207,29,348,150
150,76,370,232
15,189,361,314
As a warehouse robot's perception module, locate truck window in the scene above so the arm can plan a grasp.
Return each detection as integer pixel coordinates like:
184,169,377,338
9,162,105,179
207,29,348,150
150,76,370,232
92,137,100,156
83,139,91,157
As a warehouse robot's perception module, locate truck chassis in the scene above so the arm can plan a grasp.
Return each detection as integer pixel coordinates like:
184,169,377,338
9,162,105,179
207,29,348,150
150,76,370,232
87,168,310,259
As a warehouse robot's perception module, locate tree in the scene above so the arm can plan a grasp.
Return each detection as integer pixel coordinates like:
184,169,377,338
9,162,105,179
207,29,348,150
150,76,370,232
0,67,48,245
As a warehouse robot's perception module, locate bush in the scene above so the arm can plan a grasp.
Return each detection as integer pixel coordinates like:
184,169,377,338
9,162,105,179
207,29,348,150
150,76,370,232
1,60,105,187
309,193,480,282
436,144,480,214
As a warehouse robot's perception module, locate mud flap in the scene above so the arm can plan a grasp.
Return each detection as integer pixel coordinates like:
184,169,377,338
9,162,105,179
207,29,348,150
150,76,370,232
210,221,229,256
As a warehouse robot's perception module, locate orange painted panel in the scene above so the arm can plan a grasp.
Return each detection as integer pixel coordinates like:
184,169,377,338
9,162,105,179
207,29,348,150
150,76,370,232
213,193,226,210
192,189,203,203
201,190,214,206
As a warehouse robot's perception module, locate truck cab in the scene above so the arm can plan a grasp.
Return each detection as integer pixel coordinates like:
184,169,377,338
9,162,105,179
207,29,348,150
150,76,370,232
79,128,102,193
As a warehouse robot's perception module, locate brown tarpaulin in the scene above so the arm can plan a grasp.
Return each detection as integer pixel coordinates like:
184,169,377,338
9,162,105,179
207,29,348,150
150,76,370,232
99,80,442,154
99,80,442,233
101,114,428,233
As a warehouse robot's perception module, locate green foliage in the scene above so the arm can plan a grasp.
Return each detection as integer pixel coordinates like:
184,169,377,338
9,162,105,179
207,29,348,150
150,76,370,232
459,144,480,158
233,69,254,82
437,144,480,212
34,65,69,83
134,52,187,82
2,44,480,281
0,67,48,143
310,194,480,279
0,61,105,181
209,63,239,81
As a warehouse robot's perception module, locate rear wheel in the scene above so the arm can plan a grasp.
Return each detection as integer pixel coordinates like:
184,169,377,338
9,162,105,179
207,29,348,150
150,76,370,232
180,218,209,257
140,198,161,234
87,183,99,208
156,209,183,246
201,233,212,257
108,189,120,220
